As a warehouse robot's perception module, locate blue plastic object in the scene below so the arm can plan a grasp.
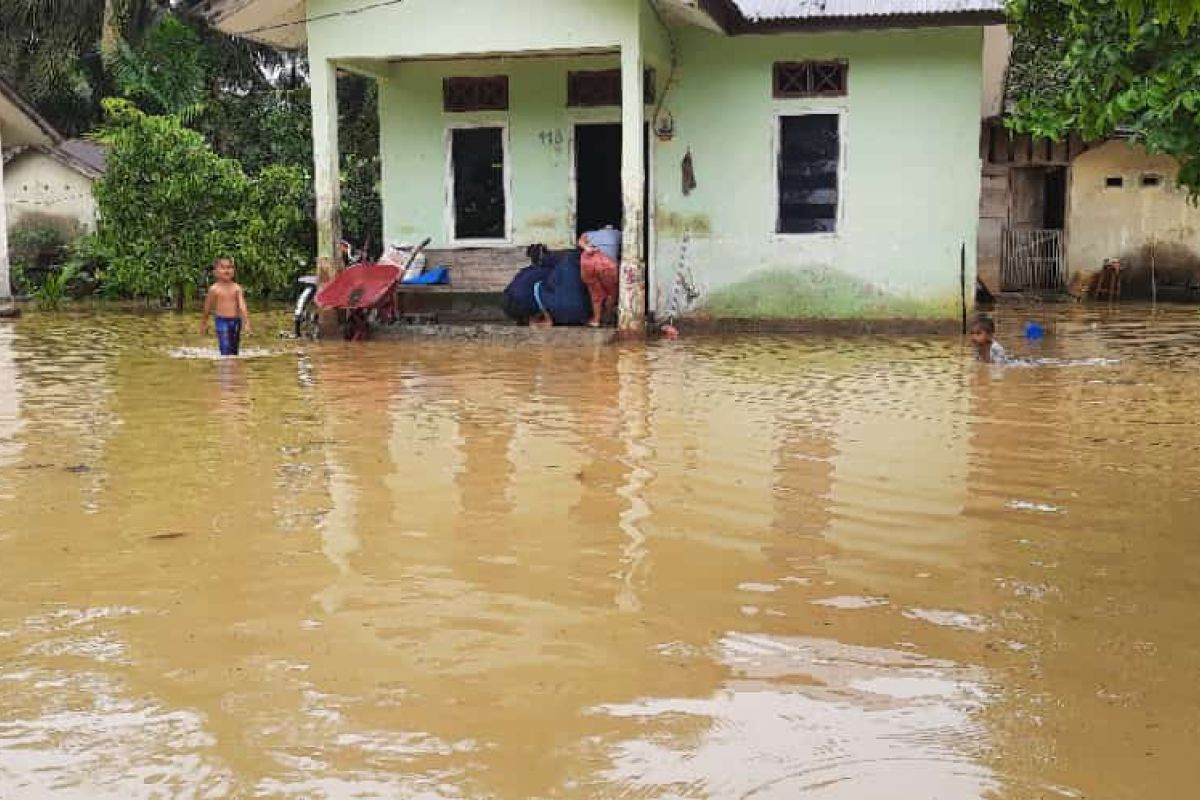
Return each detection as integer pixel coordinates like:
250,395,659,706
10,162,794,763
1024,321,1045,341
402,265,450,285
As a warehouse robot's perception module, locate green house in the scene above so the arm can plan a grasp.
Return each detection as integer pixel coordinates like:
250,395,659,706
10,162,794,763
206,0,1006,329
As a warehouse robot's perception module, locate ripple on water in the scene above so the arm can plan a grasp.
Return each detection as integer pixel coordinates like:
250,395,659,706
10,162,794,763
167,346,283,360
589,634,995,799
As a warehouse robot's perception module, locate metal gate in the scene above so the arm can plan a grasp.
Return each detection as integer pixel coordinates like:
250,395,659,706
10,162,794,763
1001,228,1065,291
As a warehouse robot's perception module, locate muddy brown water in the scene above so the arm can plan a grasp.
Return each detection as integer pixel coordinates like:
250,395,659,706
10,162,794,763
1,307,1198,799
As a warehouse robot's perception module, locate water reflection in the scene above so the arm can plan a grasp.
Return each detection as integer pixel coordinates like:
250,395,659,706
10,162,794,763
0,308,1197,798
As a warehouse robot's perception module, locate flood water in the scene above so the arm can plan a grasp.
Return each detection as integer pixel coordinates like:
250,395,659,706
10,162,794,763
1,307,1198,799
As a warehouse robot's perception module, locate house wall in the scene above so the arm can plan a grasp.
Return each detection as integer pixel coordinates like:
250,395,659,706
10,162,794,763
652,26,984,320
377,53,649,250
341,0,985,320
308,0,637,62
1067,140,1200,288
3,154,97,233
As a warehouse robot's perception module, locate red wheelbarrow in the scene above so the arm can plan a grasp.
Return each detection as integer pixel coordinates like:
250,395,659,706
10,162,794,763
315,263,402,341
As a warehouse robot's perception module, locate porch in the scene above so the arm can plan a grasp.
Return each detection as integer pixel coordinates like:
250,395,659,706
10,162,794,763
304,0,673,332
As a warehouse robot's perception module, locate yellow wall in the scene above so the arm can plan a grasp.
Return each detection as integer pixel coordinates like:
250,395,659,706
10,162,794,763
1068,140,1200,280
4,153,97,233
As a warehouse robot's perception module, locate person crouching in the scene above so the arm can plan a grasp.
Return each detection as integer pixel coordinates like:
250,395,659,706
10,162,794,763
578,227,621,327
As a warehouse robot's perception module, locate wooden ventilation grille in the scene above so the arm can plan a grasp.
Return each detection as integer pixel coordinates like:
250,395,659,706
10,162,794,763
443,76,510,112
773,61,848,98
567,69,657,107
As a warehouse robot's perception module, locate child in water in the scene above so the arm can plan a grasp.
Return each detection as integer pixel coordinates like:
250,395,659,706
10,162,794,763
201,257,251,356
969,315,1007,364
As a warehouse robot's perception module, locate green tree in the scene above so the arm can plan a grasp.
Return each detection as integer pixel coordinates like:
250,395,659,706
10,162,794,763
1009,0,1200,192
111,13,207,119
236,164,310,297
0,0,164,135
91,98,246,306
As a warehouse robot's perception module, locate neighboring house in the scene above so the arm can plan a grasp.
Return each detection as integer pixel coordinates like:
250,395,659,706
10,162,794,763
205,0,1006,328
3,139,107,234
979,118,1200,299
0,78,60,301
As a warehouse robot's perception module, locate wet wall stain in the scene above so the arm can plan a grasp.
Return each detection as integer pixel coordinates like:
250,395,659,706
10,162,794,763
655,210,712,236
695,269,960,320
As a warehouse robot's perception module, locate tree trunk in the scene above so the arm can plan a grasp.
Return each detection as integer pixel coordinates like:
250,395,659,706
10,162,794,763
100,0,120,64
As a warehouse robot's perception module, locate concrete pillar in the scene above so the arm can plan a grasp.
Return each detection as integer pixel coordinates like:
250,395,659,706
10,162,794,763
0,125,11,301
311,57,343,273
618,41,647,334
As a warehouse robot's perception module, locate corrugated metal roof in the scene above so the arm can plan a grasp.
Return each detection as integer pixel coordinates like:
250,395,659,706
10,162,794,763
59,139,107,175
733,0,1004,20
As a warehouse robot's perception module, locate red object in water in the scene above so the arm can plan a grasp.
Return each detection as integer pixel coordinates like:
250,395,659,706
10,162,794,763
315,263,401,310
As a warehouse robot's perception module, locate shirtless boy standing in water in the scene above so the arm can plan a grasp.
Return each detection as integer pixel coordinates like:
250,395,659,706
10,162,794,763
201,257,251,356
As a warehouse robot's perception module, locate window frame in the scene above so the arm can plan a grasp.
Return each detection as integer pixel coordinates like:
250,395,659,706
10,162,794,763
566,68,658,108
773,60,849,100
443,121,513,247
442,75,510,113
771,108,847,238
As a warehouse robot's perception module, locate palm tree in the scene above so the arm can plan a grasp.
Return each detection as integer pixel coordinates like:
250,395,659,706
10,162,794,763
0,0,169,134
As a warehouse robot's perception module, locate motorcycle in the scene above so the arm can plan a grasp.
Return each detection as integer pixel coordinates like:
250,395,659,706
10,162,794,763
292,240,365,339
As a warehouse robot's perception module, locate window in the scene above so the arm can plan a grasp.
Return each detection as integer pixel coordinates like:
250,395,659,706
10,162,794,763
443,76,509,113
777,114,840,234
1141,173,1163,188
773,61,848,99
450,127,507,240
1105,176,1124,188
566,69,656,107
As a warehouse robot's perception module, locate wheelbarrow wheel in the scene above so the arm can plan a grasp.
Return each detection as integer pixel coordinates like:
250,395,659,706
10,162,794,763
345,310,370,341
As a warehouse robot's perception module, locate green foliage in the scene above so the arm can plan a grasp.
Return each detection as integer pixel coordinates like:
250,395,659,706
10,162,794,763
0,3,282,135
1009,0,1200,193
92,99,247,302
8,221,69,272
6,216,82,294
236,164,311,294
0,0,163,135
89,100,313,304
340,154,382,251
34,265,79,311
112,14,207,120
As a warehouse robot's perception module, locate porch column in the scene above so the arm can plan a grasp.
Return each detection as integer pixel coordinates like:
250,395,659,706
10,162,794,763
0,124,12,302
618,41,646,334
311,57,342,274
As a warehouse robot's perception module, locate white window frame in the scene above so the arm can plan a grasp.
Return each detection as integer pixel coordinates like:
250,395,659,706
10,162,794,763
444,119,513,247
771,106,848,239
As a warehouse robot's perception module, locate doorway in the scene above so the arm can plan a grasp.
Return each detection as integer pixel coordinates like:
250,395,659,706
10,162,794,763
1002,166,1069,291
574,123,624,238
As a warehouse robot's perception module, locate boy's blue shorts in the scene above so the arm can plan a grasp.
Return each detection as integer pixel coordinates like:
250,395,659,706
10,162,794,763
215,316,242,356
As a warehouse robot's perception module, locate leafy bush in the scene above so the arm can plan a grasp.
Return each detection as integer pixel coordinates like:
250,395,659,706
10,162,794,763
90,98,311,306
92,98,245,306
7,216,80,293
237,164,310,294
34,265,79,311
340,154,382,253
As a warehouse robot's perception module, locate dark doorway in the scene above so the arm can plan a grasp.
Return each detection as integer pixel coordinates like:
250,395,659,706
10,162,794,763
575,123,623,238
1043,166,1067,230
573,123,652,317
